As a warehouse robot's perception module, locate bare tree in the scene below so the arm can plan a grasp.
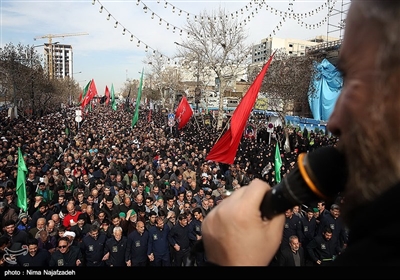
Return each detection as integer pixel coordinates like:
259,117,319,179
175,8,252,129
144,54,184,111
250,49,318,123
0,42,69,118
0,43,35,111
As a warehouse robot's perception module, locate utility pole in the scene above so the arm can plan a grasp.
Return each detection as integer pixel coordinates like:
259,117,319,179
194,53,201,111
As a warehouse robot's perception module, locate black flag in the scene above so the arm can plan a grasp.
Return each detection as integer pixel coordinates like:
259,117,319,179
125,87,131,112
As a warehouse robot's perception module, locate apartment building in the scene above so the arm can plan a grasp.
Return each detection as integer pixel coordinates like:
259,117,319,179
43,43,74,79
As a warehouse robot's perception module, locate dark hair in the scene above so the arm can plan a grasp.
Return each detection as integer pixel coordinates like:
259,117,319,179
306,208,314,213
178,213,187,221
58,225,66,232
158,209,166,217
178,190,186,196
27,238,39,246
61,206,68,215
137,205,145,213
4,219,16,227
149,210,157,217
192,207,202,215
111,213,119,220
0,235,10,247
58,237,69,245
190,198,198,204
38,201,48,208
90,224,99,232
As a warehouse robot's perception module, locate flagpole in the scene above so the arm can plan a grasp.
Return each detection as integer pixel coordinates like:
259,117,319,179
194,115,201,132
205,52,275,164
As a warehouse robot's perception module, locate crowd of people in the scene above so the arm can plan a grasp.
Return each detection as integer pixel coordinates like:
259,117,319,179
201,0,400,270
0,100,341,267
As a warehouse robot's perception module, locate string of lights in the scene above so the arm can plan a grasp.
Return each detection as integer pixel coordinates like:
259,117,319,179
92,0,338,64
154,0,331,22
94,0,177,64
150,0,337,29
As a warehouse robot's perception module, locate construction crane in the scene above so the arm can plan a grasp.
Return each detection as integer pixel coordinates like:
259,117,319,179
34,32,89,79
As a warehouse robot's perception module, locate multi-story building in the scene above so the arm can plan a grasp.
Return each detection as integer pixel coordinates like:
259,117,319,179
43,43,74,79
251,35,339,64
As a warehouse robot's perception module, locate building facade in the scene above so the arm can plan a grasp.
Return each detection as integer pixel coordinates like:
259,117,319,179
44,43,74,79
251,35,339,64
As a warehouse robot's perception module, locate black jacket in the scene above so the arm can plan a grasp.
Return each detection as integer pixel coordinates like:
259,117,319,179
49,245,83,267
104,236,128,266
277,246,306,266
17,248,50,266
331,182,400,266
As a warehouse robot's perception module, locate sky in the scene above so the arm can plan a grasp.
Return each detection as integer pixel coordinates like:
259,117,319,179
0,0,350,95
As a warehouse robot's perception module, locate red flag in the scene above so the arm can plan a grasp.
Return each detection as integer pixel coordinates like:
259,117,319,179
175,96,193,130
81,79,98,109
78,91,83,102
206,52,275,164
105,86,110,105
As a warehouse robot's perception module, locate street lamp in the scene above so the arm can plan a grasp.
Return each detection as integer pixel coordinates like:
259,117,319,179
72,71,82,80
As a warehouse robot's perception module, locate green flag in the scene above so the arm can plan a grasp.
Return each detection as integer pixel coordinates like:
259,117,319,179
80,80,91,106
16,147,28,212
111,83,117,111
274,142,282,184
131,70,144,128
83,80,91,98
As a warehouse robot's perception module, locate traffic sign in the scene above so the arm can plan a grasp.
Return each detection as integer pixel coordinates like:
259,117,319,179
168,120,175,127
168,113,175,127
75,116,82,123
267,122,274,133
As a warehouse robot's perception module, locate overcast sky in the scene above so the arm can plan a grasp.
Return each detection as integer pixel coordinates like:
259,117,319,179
1,0,350,95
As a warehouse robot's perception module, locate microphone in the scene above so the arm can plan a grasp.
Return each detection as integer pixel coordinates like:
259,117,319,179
260,146,348,220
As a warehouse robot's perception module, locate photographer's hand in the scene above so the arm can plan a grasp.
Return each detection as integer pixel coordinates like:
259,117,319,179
202,178,285,266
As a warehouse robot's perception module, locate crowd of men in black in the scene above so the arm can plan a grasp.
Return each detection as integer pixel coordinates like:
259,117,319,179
0,103,343,267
